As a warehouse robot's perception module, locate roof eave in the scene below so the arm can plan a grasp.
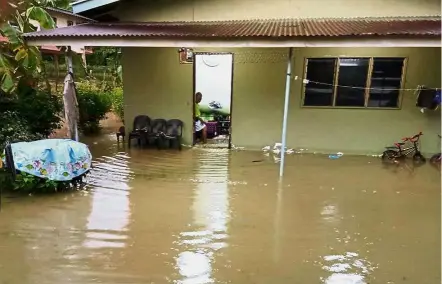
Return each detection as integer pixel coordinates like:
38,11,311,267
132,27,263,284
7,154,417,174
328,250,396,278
24,35,442,48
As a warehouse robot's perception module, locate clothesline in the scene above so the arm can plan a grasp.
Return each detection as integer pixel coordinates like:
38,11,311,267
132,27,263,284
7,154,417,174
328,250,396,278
299,78,440,92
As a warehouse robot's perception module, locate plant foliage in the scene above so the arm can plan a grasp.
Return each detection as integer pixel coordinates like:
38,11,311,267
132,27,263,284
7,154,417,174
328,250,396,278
0,0,58,93
76,81,112,134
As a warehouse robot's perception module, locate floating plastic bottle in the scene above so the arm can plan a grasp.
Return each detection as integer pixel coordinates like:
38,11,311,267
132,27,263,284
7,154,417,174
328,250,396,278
329,152,344,159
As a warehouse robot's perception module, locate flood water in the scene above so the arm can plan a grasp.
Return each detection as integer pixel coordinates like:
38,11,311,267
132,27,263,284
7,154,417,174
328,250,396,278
0,133,440,284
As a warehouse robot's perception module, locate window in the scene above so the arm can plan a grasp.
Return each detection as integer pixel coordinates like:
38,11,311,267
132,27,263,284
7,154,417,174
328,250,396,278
368,58,404,107
303,57,405,108
304,58,335,106
67,20,74,26
52,17,57,27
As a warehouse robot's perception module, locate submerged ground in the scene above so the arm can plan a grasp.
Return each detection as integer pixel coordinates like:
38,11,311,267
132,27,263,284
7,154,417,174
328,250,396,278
0,129,440,284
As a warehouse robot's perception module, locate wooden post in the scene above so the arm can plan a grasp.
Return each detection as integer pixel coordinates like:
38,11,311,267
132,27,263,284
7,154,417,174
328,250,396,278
66,47,79,142
54,54,59,92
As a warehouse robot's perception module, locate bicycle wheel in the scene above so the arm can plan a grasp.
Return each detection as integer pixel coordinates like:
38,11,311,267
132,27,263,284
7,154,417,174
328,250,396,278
413,152,426,163
430,153,441,164
382,150,398,162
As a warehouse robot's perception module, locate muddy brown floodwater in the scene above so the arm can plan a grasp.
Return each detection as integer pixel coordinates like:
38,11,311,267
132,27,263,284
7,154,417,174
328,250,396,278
0,132,440,284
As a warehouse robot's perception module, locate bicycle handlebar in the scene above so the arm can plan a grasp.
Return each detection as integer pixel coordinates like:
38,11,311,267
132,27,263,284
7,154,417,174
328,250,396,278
402,132,423,142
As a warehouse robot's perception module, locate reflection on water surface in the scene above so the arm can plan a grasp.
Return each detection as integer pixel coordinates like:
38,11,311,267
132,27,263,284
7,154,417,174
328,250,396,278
0,134,440,283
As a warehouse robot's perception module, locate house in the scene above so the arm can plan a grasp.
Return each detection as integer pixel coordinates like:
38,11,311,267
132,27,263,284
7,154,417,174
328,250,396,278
23,0,441,156
1,7,94,60
38,7,95,62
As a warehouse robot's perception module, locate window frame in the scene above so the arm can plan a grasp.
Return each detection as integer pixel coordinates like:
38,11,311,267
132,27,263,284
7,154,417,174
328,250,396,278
300,56,408,110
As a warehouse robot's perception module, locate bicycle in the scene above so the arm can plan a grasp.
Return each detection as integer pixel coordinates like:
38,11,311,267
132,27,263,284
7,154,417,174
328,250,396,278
429,134,441,164
382,132,426,163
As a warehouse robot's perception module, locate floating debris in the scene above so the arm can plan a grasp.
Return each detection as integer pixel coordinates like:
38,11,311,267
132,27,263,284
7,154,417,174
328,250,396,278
262,143,296,155
329,152,344,159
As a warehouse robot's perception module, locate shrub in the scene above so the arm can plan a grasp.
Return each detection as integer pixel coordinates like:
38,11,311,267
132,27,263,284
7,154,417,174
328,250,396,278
76,81,112,134
12,173,72,193
15,83,63,136
0,170,73,194
110,87,124,122
0,111,45,150
0,82,62,148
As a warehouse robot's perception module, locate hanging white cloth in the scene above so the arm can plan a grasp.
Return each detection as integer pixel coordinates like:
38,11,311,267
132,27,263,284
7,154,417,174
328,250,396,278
63,73,79,141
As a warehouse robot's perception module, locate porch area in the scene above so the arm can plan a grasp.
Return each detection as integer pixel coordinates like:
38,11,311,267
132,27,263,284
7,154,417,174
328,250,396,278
23,17,442,156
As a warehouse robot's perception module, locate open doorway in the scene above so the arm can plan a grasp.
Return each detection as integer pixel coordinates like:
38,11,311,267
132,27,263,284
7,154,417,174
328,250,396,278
193,53,234,148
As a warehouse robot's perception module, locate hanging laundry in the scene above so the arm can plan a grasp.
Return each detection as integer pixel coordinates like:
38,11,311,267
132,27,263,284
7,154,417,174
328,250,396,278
416,87,440,110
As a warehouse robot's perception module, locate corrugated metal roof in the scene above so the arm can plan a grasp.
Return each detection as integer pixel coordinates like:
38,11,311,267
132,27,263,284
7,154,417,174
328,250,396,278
45,7,96,22
23,16,441,39
0,36,61,54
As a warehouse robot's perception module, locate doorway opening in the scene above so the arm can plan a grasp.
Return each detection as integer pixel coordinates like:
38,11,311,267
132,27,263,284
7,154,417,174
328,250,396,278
193,53,234,149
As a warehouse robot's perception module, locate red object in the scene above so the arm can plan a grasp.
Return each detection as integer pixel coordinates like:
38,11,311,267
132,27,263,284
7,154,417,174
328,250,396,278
205,122,218,138
23,17,441,39
402,132,423,142
40,45,62,54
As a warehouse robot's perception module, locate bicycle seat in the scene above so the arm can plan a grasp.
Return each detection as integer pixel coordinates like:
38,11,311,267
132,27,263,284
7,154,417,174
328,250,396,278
395,142,405,146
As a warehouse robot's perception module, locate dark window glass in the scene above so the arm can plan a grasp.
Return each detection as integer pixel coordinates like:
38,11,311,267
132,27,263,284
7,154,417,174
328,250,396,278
303,58,336,106
335,58,369,107
368,58,404,108
52,17,57,27
67,21,74,26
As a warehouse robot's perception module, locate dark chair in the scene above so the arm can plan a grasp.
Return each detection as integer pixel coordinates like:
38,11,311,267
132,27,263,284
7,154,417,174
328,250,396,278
164,119,183,150
145,119,167,149
128,115,151,147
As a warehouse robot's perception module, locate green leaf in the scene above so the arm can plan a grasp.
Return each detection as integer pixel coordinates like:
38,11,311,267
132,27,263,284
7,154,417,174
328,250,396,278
22,55,29,68
0,23,21,46
15,48,27,61
26,7,54,30
1,72,15,93
0,52,13,70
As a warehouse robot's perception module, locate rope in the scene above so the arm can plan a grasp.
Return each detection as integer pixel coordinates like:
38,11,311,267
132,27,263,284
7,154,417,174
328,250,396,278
300,79,439,92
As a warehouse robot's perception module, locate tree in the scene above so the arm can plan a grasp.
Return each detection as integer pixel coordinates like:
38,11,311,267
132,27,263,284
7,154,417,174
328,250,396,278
0,0,59,93
50,0,72,10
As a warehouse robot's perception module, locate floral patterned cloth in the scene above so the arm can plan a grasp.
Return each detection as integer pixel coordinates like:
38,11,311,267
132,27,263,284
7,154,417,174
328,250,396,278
2,139,92,181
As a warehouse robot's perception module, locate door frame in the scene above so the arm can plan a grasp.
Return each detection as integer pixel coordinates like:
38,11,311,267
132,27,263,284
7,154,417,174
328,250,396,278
192,52,235,149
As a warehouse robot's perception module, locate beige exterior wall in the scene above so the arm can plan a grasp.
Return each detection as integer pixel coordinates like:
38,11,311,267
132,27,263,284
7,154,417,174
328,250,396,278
122,47,441,155
122,48,194,145
48,12,87,54
115,0,440,21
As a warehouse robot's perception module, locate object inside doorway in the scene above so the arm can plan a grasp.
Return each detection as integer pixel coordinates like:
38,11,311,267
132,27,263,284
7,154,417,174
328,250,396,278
194,53,233,148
